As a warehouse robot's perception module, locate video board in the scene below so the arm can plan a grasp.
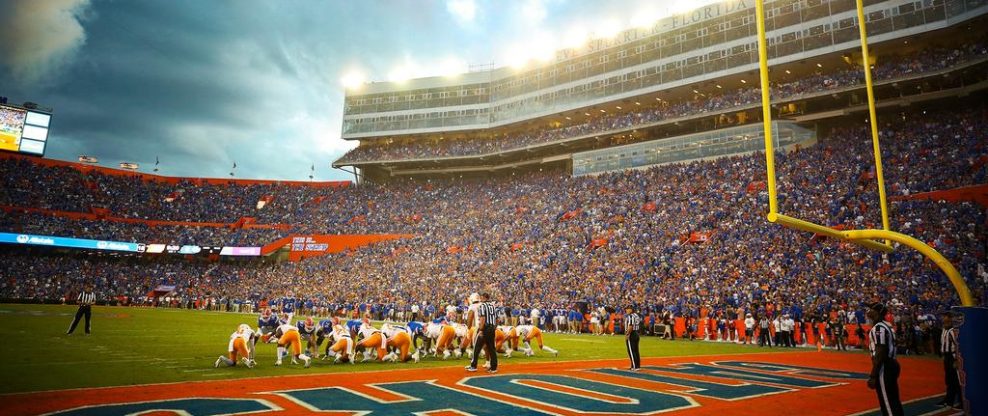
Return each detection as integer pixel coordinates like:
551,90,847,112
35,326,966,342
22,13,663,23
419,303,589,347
0,104,51,156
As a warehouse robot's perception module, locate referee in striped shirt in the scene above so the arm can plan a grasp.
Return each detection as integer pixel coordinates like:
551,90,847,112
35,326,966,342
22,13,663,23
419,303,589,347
67,284,96,335
937,311,961,408
866,303,903,416
624,305,643,371
467,293,498,373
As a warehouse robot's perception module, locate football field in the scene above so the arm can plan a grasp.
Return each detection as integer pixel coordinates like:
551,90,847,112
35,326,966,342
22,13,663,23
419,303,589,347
0,304,953,416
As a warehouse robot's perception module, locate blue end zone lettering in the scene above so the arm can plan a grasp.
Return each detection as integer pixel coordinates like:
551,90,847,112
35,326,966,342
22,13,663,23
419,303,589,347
463,374,696,414
643,363,839,388
714,361,869,380
590,368,790,401
275,380,554,416
45,398,278,416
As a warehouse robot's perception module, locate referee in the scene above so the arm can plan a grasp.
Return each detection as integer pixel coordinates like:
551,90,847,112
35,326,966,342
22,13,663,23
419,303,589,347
67,284,96,335
866,303,903,416
467,293,498,373
937,311,961,409
625,305,642,371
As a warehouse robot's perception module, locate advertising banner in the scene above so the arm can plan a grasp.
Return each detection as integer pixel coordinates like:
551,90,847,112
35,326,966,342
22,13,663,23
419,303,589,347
0,232,141,252
178,245,201,254
220,246,261,256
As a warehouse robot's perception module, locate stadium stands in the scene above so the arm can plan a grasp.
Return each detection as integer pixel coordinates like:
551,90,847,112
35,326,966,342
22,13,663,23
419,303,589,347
336,41,987,163
0,104,985,339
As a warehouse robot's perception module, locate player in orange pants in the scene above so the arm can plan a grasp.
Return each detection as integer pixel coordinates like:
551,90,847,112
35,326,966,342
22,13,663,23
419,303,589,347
382,323,420,363
515,324,558,356
460,326,477,359
326,324,355,364
356,321,387,362
215,324,256,368
435,324,458,359
273,323,311,367
495,326,519,357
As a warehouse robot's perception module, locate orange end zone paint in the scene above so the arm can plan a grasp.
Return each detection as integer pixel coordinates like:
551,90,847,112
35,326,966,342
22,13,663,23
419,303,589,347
0,352,945,416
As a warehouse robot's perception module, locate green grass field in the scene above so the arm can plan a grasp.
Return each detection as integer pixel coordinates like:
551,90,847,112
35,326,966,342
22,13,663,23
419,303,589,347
0,304,813,394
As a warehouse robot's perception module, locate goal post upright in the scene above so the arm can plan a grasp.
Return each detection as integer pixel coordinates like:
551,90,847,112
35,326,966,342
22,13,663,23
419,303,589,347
855,0,892,245
752,0,974,306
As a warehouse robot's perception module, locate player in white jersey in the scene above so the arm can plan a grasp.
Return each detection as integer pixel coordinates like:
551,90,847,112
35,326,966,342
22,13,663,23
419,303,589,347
381,323,420,363
421,321,444,356
215,324,256,368
515,324,558,357
271,323,311,367
451,322,469,358
323,323,355,364
355,320,388,362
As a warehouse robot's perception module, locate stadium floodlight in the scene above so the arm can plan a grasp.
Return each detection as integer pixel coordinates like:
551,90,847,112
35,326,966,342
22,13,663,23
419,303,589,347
530,33,557,63
388,65,413,83
562,26,590,49
505,46,530,70
630,6,662,29
340,71,365,89
438,57,467,78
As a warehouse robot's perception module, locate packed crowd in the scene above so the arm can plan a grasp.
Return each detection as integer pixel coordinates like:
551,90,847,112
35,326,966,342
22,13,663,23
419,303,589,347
0,211,288,246
337,41,987,163
1,104,985,338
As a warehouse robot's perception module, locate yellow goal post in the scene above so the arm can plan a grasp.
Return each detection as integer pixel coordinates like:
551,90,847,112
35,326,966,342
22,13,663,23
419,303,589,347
753,0,974,306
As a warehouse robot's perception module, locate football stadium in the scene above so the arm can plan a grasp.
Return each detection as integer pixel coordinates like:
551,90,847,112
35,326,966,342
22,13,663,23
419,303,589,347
0,0,986,415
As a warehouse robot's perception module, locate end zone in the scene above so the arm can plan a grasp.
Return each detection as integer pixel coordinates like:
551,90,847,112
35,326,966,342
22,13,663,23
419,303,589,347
2,352,948,416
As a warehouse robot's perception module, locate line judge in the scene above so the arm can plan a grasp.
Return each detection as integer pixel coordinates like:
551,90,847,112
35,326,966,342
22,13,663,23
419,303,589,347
67,284,96,335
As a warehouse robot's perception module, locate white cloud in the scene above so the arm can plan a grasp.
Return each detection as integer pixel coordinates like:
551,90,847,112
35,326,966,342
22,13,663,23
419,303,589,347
0,0,91,85
446,0,476,24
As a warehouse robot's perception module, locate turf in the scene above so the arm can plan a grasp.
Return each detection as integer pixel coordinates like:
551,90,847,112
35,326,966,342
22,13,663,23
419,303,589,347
0,304,814,394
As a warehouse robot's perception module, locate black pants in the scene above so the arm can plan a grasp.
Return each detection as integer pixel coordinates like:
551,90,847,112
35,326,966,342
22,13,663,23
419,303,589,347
875,359,904,416
758,328,771,346
470,324,497,370
944,355,961,405
626,331,641,369
68,305,92,334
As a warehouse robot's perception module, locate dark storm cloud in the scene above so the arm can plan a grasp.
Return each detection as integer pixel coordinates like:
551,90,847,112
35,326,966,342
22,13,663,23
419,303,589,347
0,0,661,181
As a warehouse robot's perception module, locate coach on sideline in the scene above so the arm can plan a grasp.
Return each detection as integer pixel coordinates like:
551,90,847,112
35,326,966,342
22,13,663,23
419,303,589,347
67,284,96,335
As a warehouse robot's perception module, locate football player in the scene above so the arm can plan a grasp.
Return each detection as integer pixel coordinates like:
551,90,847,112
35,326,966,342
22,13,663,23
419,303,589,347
495,325,519,357
515,324,558,357
355,319,387,362
381,323,420,363
296,317,319,356
270,322,312,367
325,322,355,364
215,324,256,368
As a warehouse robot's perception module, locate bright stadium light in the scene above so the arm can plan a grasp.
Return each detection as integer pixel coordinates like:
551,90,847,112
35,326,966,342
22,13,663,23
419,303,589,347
388,65,413,83
562,25,590,49
630,6,662,29
593,19,623,39
505,45,530,70
531,33,557,63
340,71,365,89
439,57,467,77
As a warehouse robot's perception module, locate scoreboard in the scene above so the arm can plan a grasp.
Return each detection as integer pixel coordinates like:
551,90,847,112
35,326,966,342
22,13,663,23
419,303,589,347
0,103,51,156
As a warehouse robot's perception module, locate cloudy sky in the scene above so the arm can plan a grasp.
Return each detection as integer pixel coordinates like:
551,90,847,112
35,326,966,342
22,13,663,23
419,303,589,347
0,0,704,181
